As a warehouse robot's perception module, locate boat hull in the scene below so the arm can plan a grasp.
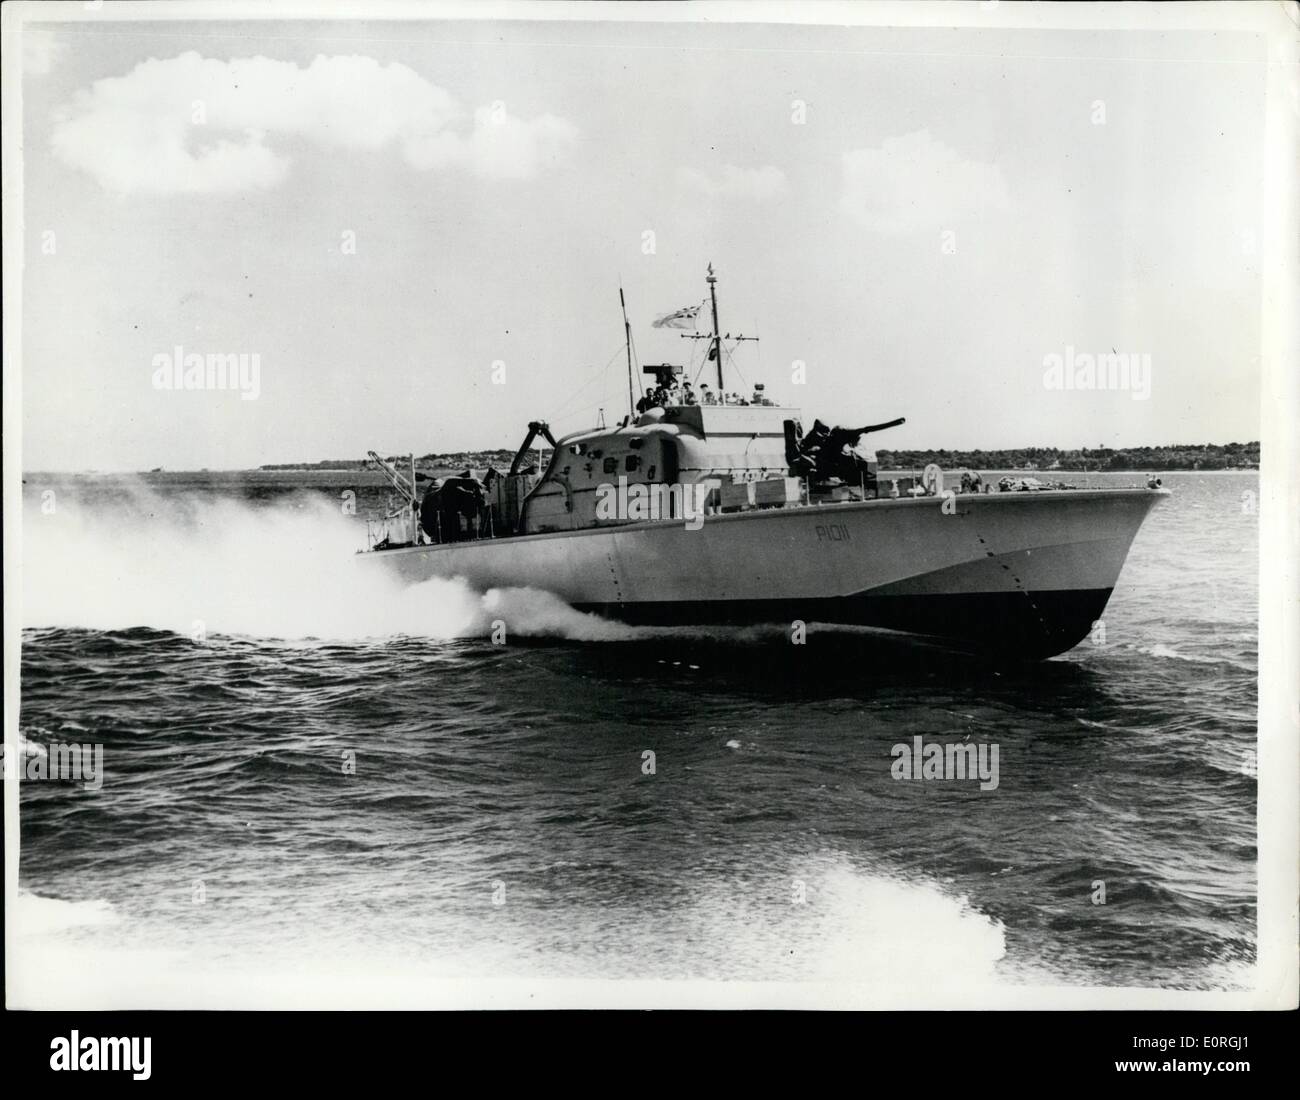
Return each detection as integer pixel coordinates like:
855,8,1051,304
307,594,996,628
362,488,1166,659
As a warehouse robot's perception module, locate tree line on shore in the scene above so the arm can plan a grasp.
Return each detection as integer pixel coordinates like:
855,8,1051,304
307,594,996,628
874,442,1259,472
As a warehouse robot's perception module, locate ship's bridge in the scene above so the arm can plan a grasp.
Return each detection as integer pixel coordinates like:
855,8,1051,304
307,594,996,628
519,401,803,534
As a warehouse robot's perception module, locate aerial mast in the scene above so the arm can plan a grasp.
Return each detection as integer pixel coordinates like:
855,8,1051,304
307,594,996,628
620,286,635,419
707,263,724,392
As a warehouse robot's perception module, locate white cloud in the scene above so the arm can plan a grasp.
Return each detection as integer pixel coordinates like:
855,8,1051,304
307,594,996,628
50,52,577,194
405,105,579,180
677,164,789,201
840,129,1009,233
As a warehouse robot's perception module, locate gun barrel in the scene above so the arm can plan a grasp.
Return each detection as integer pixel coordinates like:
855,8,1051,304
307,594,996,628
857,417,906,435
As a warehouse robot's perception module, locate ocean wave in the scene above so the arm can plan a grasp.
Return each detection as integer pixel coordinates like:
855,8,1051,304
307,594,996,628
1130,643,1247,668
12,889,120,933
16,729,50,761
9,860,1010,1004
783,862,1007,988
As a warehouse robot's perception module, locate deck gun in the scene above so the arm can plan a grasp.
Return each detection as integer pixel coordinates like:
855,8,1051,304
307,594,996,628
785,417,905,484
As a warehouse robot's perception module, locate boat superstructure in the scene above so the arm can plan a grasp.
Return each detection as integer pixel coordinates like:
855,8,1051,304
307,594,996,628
359,266,1166,658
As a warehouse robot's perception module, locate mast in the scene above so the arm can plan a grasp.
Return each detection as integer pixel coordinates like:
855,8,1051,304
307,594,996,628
707,263,723,392
680,264,756,393
620,286,635,419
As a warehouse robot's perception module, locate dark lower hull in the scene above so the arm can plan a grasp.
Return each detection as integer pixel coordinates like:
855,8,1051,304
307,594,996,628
573,586,1114,660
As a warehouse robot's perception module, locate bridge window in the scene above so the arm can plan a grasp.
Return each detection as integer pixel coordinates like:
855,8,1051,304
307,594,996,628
625,455,641,472
603,457,618,474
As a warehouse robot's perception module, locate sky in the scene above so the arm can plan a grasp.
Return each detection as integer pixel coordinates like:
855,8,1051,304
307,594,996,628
15,7,1275,471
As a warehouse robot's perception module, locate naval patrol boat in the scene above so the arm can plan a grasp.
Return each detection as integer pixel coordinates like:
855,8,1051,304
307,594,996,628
359,266,1166,659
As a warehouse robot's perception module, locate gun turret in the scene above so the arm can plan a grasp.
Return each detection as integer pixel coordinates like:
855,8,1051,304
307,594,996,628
790,416,905,487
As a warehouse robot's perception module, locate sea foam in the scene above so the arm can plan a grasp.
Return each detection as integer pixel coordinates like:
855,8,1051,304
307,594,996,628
21,483,639,643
